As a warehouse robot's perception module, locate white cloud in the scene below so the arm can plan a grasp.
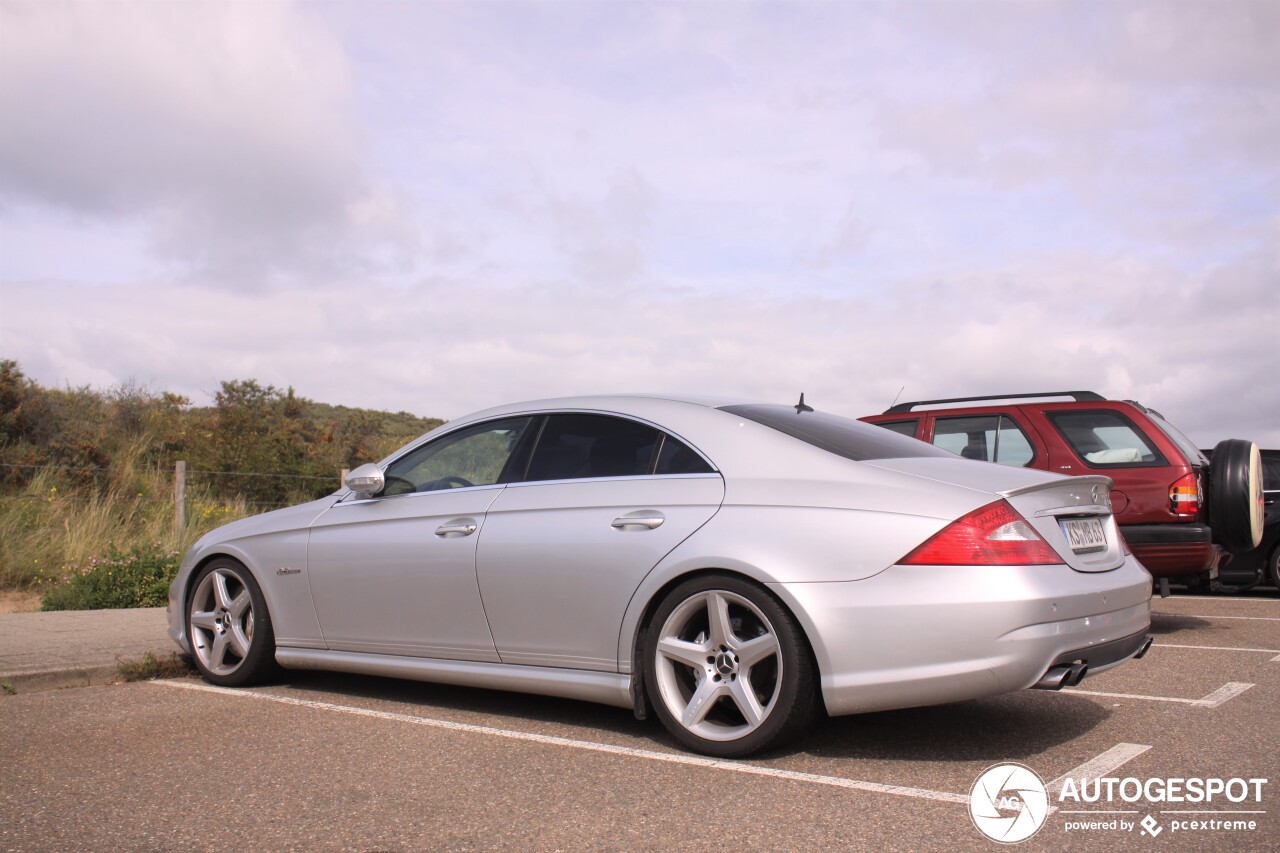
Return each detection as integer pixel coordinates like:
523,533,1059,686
4,236,1276,447
0,0,414,281
1,0,1277,453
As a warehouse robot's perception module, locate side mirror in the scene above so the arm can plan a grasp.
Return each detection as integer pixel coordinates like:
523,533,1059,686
345,463,384,498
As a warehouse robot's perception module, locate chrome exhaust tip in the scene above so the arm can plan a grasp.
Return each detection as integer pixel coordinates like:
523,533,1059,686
1065,662,1089,687
1031,665,1073,690
1032,661,1089,690
1133,635,1154,660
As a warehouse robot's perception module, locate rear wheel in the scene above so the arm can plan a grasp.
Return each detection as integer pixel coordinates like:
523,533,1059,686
187,559,278,687
1209,439,1264,554
643,574,817,757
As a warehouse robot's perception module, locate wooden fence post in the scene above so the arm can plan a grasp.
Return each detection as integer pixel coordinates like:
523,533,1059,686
175,460,187,536
340,468,349,489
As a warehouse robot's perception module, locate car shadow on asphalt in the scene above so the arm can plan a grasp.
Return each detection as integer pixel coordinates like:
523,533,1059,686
1148,611,1214,634
796,692,1111,763
265,669,1119,763
270,669,655,738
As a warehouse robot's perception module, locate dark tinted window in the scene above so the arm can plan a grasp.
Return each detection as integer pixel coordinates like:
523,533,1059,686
655,434,714,475
875,419,919,438
720,404,953,462
1046,410,1166,467
526,415,661,481
1261,452,1280,494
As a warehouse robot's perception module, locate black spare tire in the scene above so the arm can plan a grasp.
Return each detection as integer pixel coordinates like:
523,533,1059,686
1209,439,1264,554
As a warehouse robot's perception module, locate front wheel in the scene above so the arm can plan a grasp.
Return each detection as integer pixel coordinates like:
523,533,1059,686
643,574,818,757
187,559,278,687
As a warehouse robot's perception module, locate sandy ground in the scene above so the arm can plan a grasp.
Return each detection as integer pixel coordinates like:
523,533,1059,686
0,590,42,614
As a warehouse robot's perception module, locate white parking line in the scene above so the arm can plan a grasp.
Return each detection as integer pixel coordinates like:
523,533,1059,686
153,680,970,805
1157,614,1280,621
1066,681,1255,707
1160,596,1280,603
1046,743,1152,794
1154,643,1280,662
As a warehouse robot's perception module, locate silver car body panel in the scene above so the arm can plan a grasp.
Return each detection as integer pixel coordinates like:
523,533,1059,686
275,648,633,709
168,394,1152,718
478,474,724,670
307,484,506,661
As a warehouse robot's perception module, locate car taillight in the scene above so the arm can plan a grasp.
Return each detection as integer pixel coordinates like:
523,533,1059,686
1169,473,1200,517
900,500,1064,566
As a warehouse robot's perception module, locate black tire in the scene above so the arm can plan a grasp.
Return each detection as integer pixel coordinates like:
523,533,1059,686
1209,439,1264,554
186,558,279,687
1269,545,1280,594
642,573,818,758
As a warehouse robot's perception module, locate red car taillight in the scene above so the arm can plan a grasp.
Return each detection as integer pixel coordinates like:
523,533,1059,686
1169,473,1200,517
900,500,1064,566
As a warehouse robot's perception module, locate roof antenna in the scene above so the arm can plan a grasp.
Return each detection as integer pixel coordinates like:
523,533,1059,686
890,385,904,408
794,392,814,414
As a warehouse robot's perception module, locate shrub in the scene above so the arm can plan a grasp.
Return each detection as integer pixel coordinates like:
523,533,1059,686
40,544,180,611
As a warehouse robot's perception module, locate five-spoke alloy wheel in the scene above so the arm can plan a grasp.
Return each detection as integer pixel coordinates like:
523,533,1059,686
644,574,817,757
187,559,277,686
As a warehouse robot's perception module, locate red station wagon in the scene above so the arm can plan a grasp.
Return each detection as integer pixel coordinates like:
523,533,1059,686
860,391,1264,590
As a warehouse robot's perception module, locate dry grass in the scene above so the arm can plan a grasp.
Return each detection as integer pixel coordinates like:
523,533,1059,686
117,652,196,682
0,590,42,613
0,439,252,590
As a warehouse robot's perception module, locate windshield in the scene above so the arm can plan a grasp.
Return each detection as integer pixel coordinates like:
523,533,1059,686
720,404,954,462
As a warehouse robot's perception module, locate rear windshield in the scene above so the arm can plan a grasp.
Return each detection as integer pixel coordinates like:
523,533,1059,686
1146,412,1209,466
720,404,953,462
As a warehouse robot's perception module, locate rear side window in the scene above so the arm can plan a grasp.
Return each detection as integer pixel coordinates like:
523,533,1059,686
874,419,919,438
654,434,714,475
1046,410,1166,468
930,415,1035,467
526,415,659,481
720,404,953,462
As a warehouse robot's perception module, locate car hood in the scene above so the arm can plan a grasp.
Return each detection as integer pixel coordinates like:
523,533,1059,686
187,495,338,556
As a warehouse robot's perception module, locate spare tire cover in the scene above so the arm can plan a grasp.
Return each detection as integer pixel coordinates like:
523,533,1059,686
1209,439,1264,553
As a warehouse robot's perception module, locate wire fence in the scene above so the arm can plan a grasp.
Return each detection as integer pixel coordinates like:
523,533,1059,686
0,461,350,518
0,462,337,480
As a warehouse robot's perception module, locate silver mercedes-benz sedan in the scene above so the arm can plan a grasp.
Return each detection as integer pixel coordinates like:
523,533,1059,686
168,395,1152,756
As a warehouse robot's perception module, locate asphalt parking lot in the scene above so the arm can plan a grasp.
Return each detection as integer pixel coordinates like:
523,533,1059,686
2,592,1277,852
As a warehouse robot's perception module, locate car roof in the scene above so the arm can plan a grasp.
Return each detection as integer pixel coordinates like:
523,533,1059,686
453,393,748,420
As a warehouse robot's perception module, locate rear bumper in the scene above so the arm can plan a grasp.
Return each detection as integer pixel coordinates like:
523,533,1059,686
773,556,1152,717
1122,523,1218,577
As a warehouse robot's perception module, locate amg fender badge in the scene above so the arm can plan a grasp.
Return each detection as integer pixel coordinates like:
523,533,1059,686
276,567,301,576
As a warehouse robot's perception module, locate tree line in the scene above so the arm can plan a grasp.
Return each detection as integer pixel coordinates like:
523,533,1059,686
0,359,444,505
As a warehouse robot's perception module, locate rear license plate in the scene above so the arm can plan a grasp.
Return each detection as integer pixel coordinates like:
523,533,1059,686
1061,517,1107,554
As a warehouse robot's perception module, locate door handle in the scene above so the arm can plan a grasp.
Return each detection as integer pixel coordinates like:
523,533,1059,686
435,522,478,536
611,514,665,530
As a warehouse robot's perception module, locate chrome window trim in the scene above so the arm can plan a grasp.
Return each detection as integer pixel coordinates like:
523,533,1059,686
503,472,723,490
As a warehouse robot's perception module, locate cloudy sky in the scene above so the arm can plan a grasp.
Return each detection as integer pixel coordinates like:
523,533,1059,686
1,0,1276,446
